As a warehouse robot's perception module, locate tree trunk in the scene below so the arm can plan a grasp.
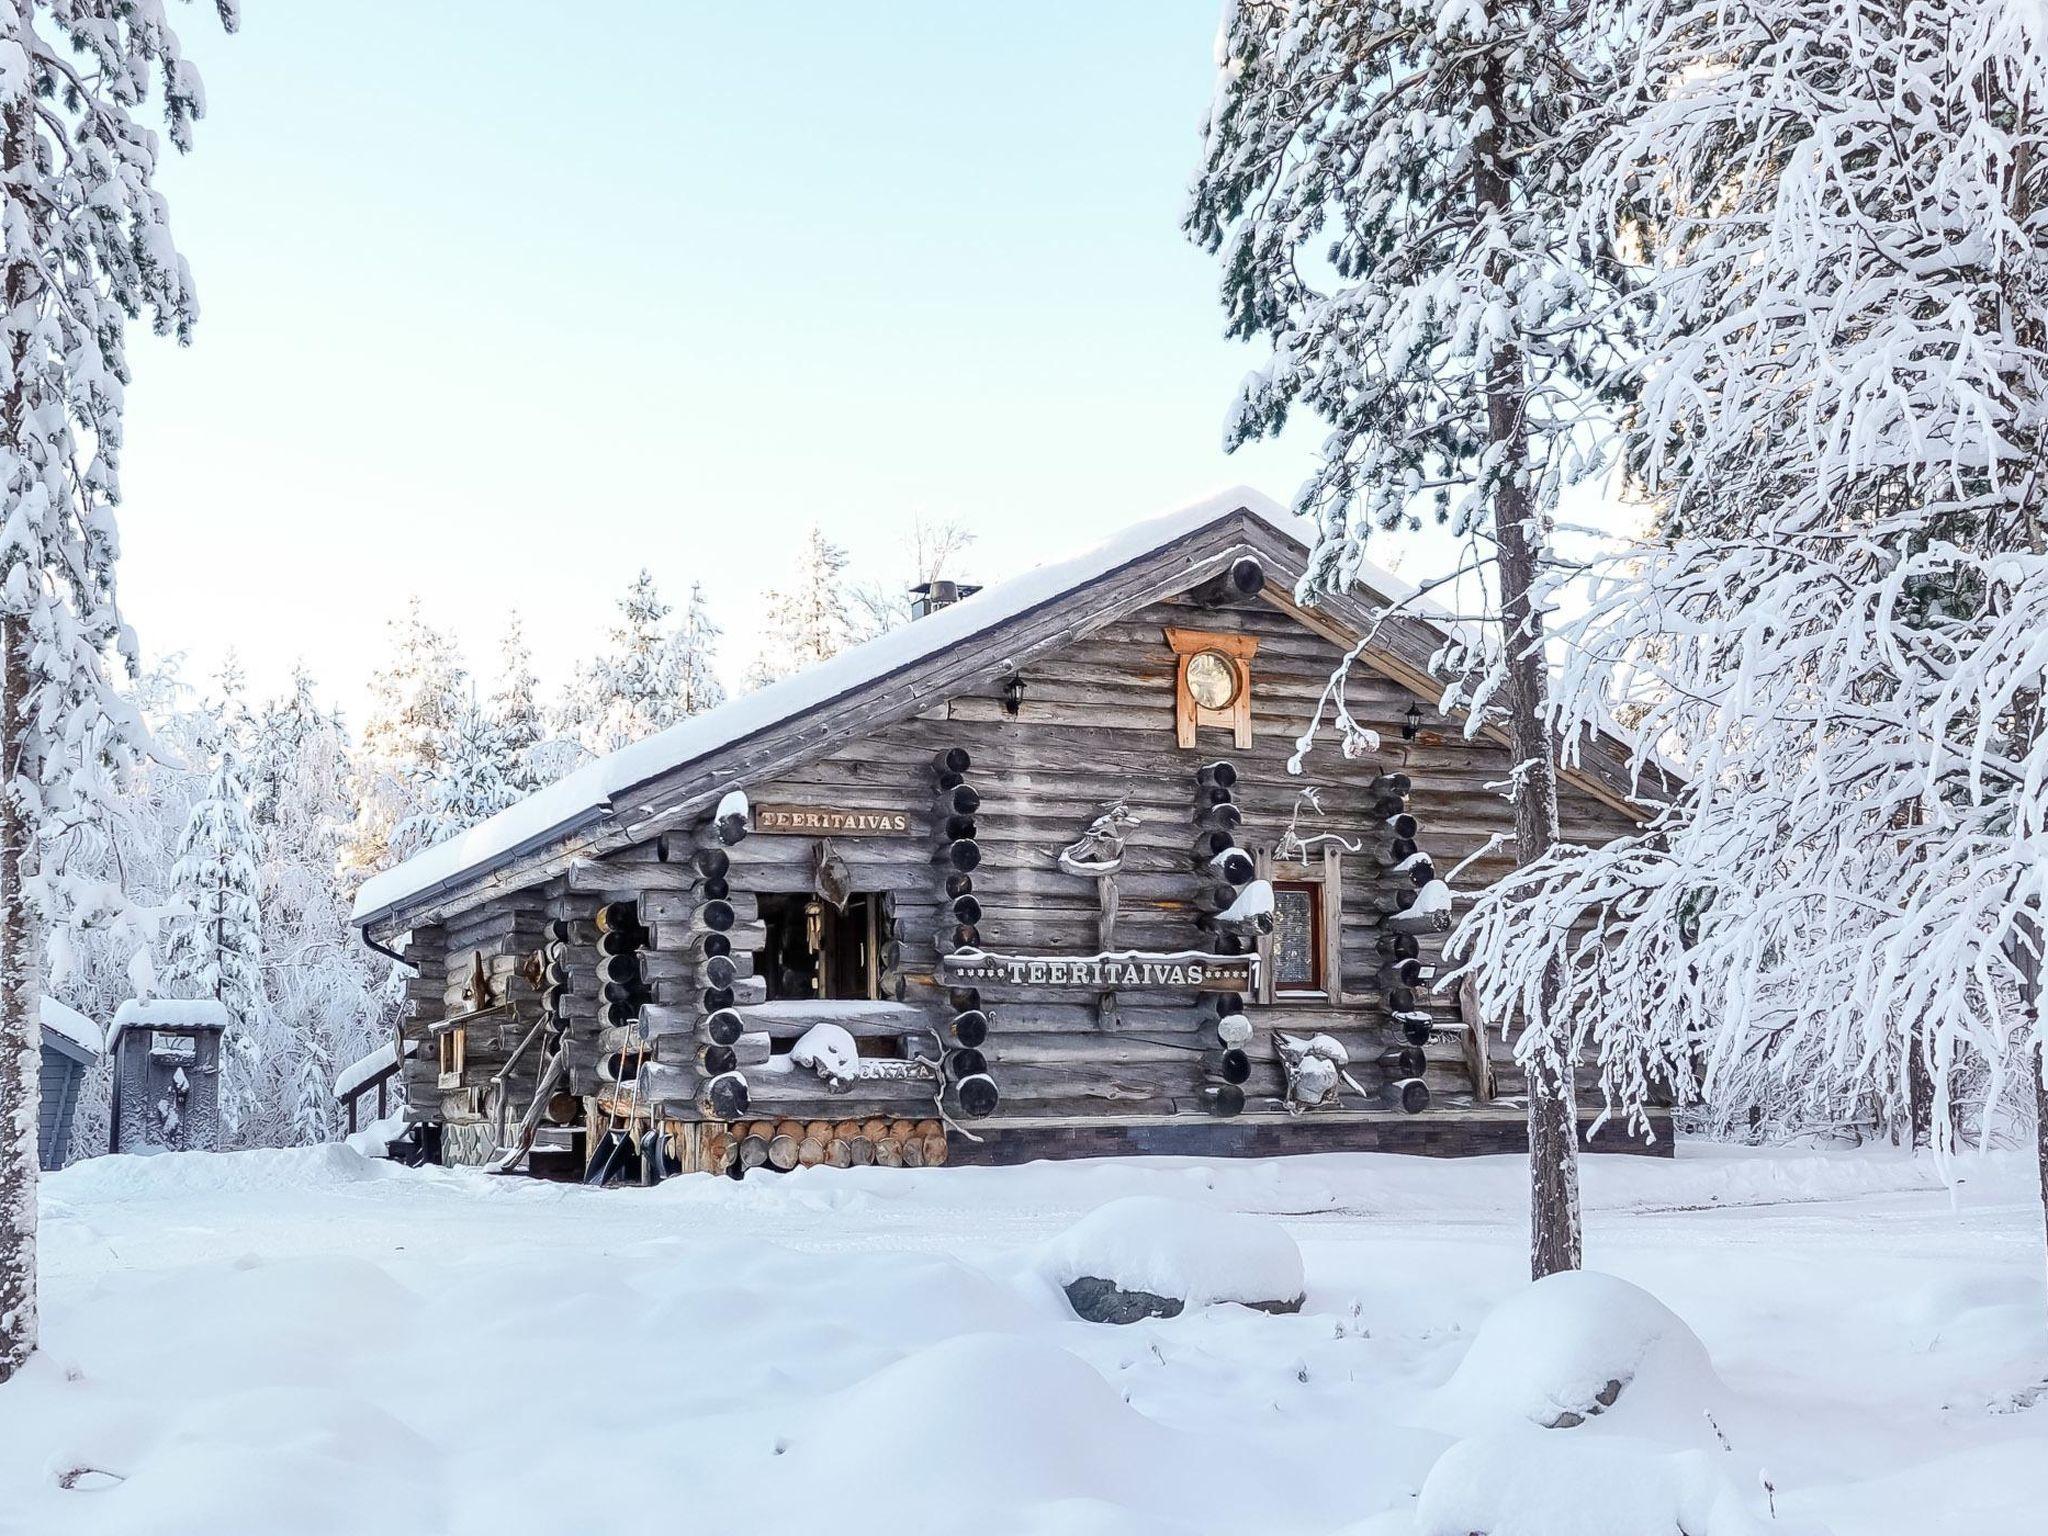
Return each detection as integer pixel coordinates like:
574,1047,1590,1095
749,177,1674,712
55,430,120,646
1475,60,1580,1280
0,69,36,1384
0,612,35,1384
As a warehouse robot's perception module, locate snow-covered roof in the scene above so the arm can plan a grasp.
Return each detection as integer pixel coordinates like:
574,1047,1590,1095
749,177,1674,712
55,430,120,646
355,486,1388,929
39,996,103,1059
334,1038,415,1099
107,997,231,1049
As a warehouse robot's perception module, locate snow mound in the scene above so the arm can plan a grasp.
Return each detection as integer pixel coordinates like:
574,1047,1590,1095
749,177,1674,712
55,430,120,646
1036,1195,1305,1316
1416,1434,1768,1536
1428,1271,1719,1434
46,1142,400,1202
790,1334,1183,1506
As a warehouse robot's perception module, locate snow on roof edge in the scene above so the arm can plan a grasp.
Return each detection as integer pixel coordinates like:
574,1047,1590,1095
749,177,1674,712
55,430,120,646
39,996,104,1058
353,485,1435,931
106,997,231,1050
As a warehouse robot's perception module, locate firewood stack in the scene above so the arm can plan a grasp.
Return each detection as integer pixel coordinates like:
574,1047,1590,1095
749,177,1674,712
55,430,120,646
1368,772,1433,1114
932,747,999,1122
704,1117,949,1174
1192,759,1251,1117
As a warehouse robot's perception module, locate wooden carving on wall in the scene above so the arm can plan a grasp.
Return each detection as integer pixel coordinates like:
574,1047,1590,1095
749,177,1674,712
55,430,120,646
1164,626,1258,748
1058,798,1139,878
812,838,852,911
462,952,495,1011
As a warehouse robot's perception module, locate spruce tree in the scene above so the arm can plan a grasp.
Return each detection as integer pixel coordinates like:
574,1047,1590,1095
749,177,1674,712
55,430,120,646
755,525,853,683
346,597,468,875
0,0,237,1381
393,702,520,860
560,570,723,752
163,745,265,1138
1188,0,1631,1276
489,613,547,791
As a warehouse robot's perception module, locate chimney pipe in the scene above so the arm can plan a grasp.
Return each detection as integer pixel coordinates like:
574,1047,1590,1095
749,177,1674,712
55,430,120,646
909,579,979,620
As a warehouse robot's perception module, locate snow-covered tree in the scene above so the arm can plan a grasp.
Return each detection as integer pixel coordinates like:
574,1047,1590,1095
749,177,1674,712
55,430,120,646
346,597,468,875
675,581,725,717
752,525,853,685
1186,0,1631,1276
488,612,549,790
393,699,520,860
1449,1,2048,1240
162,745,264,1137
248,668,393,1146
0,0,237,1383
559,570,723,752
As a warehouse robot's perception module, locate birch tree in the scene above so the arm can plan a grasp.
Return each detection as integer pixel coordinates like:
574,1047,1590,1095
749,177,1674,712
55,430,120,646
1187,0,1630,1275
0,0,236,1382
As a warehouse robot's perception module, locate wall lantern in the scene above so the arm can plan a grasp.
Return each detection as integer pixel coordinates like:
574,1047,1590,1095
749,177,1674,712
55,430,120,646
1403,701,1423,741
1002,674,1027,718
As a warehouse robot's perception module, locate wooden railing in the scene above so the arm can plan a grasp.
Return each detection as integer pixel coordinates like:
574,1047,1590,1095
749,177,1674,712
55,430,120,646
337,1040,415,1134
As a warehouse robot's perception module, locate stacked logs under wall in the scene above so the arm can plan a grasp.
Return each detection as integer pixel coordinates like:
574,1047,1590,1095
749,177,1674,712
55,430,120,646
1191,759,1255,1116
714,1116,950,1173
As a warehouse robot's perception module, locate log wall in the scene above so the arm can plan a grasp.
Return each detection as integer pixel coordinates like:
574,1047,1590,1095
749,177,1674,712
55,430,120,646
463,592,1665,1164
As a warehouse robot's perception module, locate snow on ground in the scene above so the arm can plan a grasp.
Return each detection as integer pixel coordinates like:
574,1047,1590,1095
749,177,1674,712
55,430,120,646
3,1143,2044,1535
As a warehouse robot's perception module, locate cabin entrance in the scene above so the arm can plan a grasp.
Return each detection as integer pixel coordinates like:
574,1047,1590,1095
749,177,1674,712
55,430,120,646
757,892,881,1003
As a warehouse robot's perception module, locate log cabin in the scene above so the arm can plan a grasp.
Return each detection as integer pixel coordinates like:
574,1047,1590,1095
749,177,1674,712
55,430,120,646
350,488,1667,1178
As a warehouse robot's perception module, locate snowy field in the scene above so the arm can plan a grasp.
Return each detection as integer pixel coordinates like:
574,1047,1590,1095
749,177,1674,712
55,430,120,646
2,1143,2044,1536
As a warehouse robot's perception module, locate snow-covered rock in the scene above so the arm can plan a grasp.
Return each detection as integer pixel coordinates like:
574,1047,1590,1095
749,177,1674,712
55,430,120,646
1416,1433,1769,1536
1037,1195,1305,1322
1427,1270,1720,1434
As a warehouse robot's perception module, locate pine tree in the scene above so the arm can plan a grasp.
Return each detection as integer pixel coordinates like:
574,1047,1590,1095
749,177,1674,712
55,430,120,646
1450,0,2048,1277
346,597,468,875
755,525,853,683
0,0,237,1382
162,745,265,1139
1187,0,1630,1277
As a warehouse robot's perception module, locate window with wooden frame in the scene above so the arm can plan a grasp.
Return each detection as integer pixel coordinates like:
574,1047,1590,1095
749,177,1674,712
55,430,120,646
1254,847,1347,1004
437,1025,466,1089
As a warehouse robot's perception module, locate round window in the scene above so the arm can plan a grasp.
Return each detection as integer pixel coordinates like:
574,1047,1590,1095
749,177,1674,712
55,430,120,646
1185,649,1240,709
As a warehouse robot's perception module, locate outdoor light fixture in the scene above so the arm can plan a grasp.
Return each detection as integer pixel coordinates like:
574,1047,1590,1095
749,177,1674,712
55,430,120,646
1403,701,1423,740
1002,674,1027,717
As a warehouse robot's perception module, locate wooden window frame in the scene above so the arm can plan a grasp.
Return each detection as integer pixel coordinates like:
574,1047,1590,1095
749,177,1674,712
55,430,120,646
1254,847,1347,1006
437,1025,466,1090
1163,626,1258,748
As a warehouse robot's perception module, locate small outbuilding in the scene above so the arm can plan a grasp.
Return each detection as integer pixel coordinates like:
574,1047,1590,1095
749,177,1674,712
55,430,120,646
107,998,231,1155
38,997,104,1170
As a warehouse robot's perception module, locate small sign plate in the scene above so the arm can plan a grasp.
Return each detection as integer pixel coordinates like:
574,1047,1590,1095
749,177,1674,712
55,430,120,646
939,950,1256,992
751,803,910,836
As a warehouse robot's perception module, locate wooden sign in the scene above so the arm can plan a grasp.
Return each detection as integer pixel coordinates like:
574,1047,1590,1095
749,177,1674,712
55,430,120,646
940,949,1256,992
751,803,910,836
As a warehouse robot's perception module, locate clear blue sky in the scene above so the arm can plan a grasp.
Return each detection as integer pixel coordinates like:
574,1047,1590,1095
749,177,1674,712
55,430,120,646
118,2,1402,720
